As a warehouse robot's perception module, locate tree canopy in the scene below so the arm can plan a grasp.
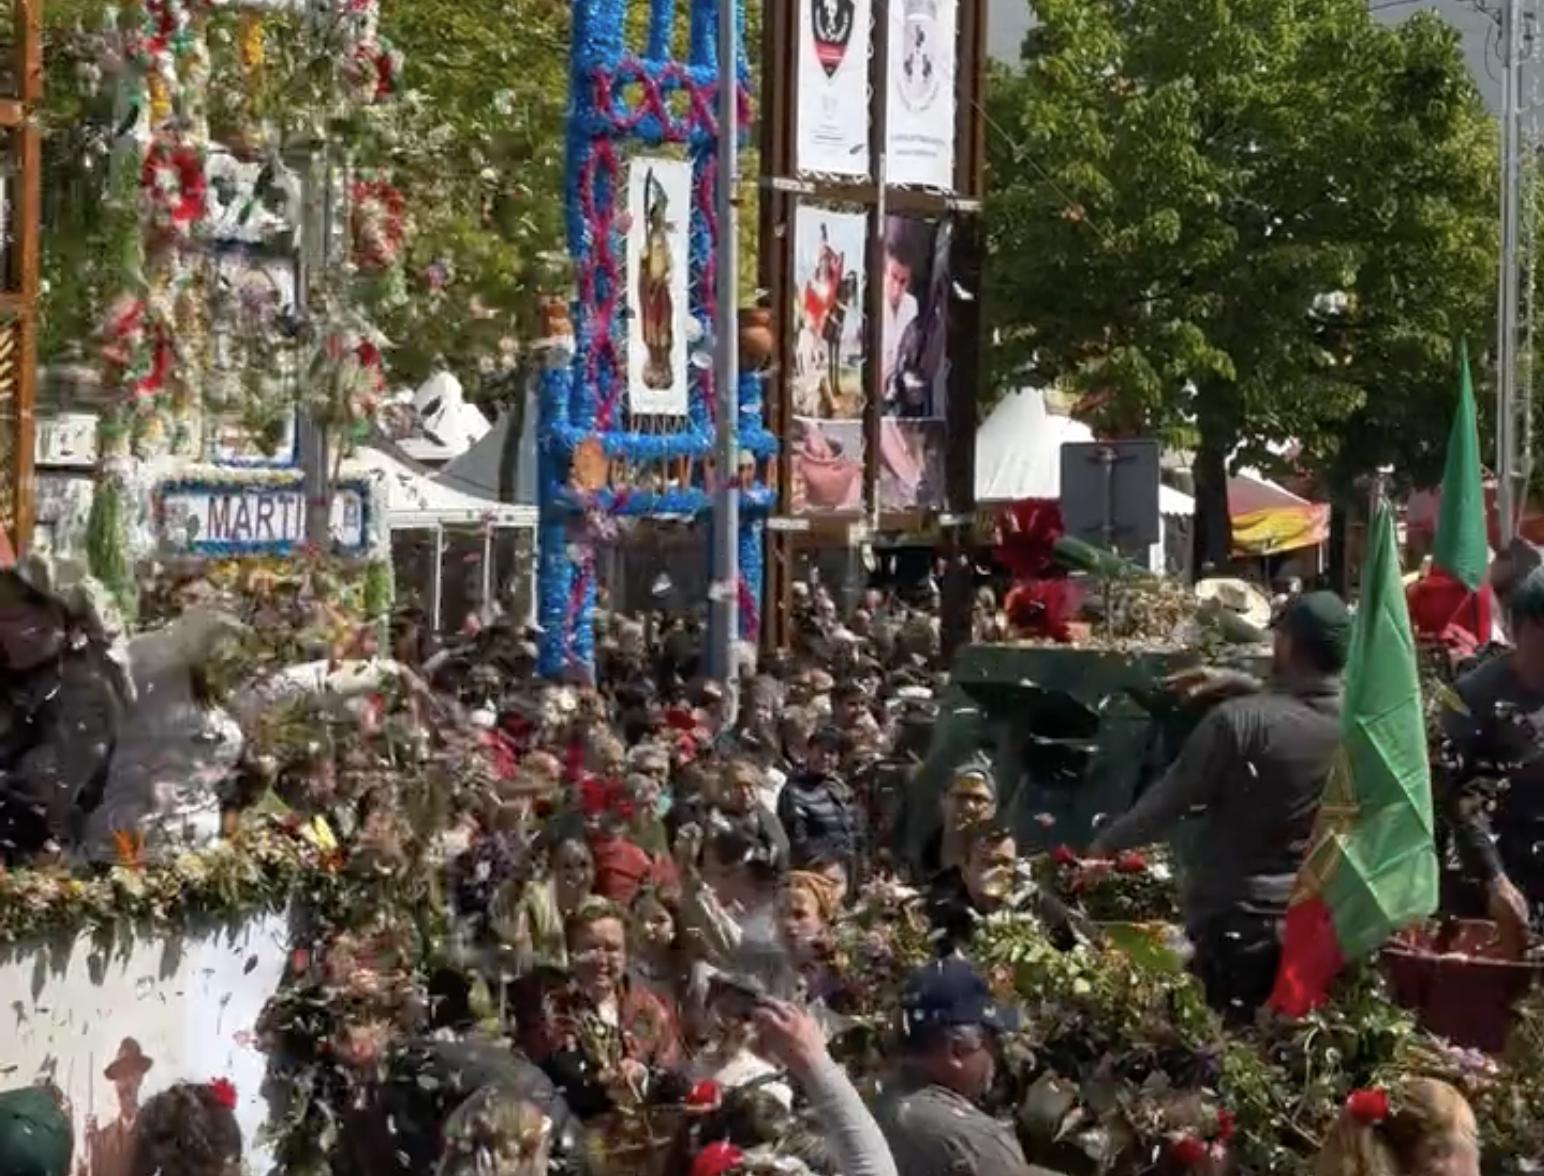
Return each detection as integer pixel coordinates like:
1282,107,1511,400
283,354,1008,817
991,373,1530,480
984,0,1498,564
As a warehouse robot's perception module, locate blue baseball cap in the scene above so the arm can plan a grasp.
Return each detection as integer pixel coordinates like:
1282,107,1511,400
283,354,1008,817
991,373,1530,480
900,957,1019,1039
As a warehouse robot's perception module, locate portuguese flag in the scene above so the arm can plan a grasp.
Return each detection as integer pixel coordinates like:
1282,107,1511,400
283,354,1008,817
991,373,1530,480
1269,503,1439,1016
1408,341,1491,652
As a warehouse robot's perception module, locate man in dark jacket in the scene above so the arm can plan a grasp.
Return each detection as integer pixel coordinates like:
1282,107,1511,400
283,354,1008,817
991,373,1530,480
777,724,863,875
927,822,1082,956
1440,566,1544,953
1091,591,1350,1020
0,569,124,863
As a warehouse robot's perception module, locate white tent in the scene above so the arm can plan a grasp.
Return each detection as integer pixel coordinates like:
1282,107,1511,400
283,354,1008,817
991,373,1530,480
347,445,536,529
346,446,537,630
974,387,1195,574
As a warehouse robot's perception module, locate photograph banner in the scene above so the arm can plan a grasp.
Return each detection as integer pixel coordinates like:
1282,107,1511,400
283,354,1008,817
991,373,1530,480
790,205,868,514
796,0,872,178
879,418,948,511
625,156,693,417
881,216,952,419
884,0,958,190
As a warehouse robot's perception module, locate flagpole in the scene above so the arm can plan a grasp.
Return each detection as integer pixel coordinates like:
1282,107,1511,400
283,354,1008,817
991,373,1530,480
707,0,741,705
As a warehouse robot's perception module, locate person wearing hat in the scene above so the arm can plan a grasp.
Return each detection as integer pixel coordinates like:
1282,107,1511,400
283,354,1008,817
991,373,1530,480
0,1084,72,1176
1091,590,1351,1021
85,1038,153,1176
876,959,1059,1176
1440,564,1544,955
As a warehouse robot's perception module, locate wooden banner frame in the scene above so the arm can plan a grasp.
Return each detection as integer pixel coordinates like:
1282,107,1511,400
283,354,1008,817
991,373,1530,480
0,0,41,561
760,0,987,648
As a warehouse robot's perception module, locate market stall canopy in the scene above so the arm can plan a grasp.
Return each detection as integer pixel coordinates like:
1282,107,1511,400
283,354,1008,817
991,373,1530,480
347,446,536,529
974,387,1194,516
433,406,538,509
1229,468,1330,556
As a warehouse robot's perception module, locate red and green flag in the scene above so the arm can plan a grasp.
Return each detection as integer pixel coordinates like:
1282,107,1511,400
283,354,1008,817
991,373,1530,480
1269,503,1439,1016
1409,340,1491,651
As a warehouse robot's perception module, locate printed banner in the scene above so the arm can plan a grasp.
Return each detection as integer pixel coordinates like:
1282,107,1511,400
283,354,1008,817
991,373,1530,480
626,156,693,417
880,216,952,510
0,911,291,1176
791,206,868,514
885,0,958,190
797,0,872,178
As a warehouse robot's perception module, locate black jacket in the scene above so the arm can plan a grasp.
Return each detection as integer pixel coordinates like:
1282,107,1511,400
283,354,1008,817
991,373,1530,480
777,770,863,870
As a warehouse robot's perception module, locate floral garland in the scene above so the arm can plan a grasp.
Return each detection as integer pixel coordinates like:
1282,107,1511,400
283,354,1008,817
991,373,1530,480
342,34,401,106
350,178,407,270
0,827,330,947
140,138,208,238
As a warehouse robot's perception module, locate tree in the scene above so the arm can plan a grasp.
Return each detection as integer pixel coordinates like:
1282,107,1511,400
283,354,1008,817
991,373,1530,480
984,0,1497,567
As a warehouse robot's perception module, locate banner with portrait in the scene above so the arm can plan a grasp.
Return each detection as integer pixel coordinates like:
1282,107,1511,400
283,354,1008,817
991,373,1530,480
884,0,958,190
797,0,873,178
625,157,693,417
790,205,868,514
880,215,951,510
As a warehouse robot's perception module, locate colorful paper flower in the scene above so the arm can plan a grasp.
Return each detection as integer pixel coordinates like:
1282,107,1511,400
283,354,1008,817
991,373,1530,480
140,140,208,236
207,1077,238,1110
1346,1088,1390,1125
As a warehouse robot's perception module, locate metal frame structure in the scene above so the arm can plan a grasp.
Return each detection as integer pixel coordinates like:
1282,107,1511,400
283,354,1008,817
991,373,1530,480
759,0,988,649
0,0,41,559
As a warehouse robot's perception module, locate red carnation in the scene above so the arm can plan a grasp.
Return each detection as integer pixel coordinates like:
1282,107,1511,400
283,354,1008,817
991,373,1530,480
1167,1134,1207,1167
1215,1108,1236,1143
1049,845,1078,867
686,1079,721,1109
691,1141,744,1176
207,1078,238,1111
1115,850,1148,874
1345,1088,1389,1126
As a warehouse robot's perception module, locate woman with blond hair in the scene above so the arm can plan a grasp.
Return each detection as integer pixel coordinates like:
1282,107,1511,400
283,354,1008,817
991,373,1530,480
1314,1079,1479,1176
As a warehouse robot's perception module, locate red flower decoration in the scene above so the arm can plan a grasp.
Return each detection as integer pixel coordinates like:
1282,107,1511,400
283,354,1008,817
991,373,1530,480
1345,1088,1390,1126
1003,579,1082,643
1215,1108,1236,1143
1115,850,1148,874
1049,845,1078,867
351,178,407,270
207,1078,238,1111
996,499,1066,580
289,947,310,975
686,1079,722,1108
140,140,208,234
1167,1134,1207,1167
691,1141,744,1176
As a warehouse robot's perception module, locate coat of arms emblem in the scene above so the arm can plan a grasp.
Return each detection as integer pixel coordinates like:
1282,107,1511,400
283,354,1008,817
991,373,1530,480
811,0,856,79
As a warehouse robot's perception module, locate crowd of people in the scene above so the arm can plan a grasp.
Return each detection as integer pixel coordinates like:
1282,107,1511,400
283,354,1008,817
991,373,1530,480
0,553,1520,1175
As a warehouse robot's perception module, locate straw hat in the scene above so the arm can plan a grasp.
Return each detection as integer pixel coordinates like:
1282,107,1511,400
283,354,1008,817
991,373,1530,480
1194,577,1272,632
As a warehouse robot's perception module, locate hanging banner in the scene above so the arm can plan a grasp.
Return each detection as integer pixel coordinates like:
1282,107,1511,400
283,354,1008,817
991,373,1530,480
790,205,868,514
625,156,693,417
796,0,873,178
885,0,958,190
880,215,952,510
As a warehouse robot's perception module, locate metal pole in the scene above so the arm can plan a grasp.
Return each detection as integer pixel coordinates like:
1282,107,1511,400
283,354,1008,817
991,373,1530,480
1499,0,1523,545
708,0,741,690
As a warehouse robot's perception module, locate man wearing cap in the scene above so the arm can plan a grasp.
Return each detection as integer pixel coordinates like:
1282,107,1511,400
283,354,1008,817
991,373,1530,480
877,959,1061,1176
1440,564,1544,953
1090,591,1350,1020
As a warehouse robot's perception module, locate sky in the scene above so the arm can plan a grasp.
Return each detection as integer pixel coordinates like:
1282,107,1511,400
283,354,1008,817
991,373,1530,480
986,0,1502,111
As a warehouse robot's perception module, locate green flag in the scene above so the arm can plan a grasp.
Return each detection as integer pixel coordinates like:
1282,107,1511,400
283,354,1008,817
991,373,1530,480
1432,340,1489,590
1270,503,1438,1014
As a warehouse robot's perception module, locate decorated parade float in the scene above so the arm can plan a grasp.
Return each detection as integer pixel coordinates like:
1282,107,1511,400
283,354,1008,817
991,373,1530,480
0,2,1543,1175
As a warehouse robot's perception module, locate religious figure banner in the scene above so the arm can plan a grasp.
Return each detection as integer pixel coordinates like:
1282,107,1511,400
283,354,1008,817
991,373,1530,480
884,0,958,190
625,157,693,418
797,0,872,178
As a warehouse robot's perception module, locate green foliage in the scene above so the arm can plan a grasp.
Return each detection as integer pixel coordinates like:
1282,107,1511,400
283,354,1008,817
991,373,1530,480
984,0,1497,556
